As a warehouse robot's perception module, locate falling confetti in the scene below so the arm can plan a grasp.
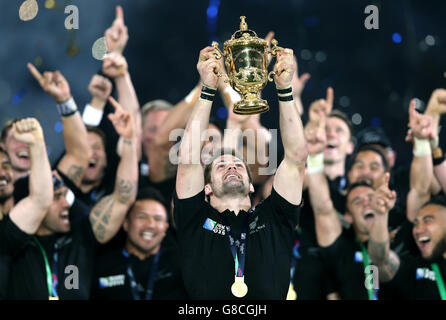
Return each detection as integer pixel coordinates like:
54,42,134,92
19,0,39,21
45,0,55,9
91,37,108,60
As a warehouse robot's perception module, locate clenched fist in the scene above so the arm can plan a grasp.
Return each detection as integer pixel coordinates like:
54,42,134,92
12,118,44,146
102,52,128,78
197,46,221,89
88,74,113,102
273,48,295,89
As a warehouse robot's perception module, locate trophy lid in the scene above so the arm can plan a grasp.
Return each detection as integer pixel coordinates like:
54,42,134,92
224,16,266,49
232,16,258,40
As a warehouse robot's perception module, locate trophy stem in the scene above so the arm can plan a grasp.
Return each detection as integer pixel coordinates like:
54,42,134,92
233,92,269,115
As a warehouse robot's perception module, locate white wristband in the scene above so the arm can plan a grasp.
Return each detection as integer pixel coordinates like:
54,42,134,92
56,97,77,117
413,138,431,157
307,153,324,174
223,85,241,103
82,104,104,126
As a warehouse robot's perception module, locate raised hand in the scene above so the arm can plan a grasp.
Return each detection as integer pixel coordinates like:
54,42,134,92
12,118,44,146
27,63,71,103
308,87,334,122
305,111,327,155
105,5,128,54
197,46,221,89
371,173,396,215
102,52,128,78
408,99,436,140
108,96,133,139
291,55,311,97
88,74,113,103
425,88,446,117
273,48,295,89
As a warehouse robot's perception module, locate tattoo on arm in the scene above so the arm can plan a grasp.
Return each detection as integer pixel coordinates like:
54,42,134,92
369,238,389,264
89,196,115,242
66,165,84,184
116,178,135,203
378,251,400,282
122,139,132,146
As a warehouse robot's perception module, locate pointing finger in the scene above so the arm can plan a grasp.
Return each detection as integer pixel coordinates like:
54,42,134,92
27,63,44,85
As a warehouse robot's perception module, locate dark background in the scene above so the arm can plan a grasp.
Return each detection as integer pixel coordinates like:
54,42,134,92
1,0,445,168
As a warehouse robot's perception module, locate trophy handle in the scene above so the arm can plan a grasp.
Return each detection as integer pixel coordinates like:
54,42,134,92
211,41,223,60
269,39,283,57
211,41,229,82
267,71,276,82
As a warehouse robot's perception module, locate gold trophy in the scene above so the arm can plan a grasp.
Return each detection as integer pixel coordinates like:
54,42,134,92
212,16,281,115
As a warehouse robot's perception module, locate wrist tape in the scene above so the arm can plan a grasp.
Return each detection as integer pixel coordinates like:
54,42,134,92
413,138,431,157
307,152,324,174
56,97,77,117
277,86,294,102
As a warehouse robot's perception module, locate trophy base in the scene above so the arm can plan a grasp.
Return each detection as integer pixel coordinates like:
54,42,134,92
233,98,269,115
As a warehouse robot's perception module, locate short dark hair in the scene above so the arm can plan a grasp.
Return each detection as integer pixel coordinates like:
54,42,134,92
86,126,107,149
351,144,389,172
328,110,354,139
127,187,170,219
1,118,23,144
421,194,446,210
346,181,374,200
203,148,253,185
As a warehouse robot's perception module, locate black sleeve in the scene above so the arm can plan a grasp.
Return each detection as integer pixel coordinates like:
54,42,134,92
0,216,32,256
263,187,301,230
319,232,349,270
173,189,206,236
71,215,101,250
380,254,416,299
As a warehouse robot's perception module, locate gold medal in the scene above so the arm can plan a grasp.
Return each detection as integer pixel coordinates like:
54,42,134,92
231,276,248,298
286,283,297,300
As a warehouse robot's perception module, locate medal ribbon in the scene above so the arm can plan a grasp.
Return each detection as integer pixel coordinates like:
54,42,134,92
221,212,250,278
431,263,446,300
122,248,162,300
357,239,377,300
33,236,59,299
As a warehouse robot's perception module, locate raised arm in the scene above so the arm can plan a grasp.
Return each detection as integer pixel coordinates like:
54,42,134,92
102,52,142,159
406,100,435,222
305,114,342,247
89,97,138,244
27,63,89,187
434,155,446,194
9,118,53,234
368,174,400,282
272,48,308,205
176,46,220,199
82,74,112,126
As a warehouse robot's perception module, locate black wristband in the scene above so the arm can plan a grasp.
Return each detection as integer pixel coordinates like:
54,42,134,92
201,85,217,96
433,147,444,166
200,92,214,101
277,87,292,95
278,95,294,102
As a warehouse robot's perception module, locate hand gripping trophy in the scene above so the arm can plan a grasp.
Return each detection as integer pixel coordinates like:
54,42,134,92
212,16,282,115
